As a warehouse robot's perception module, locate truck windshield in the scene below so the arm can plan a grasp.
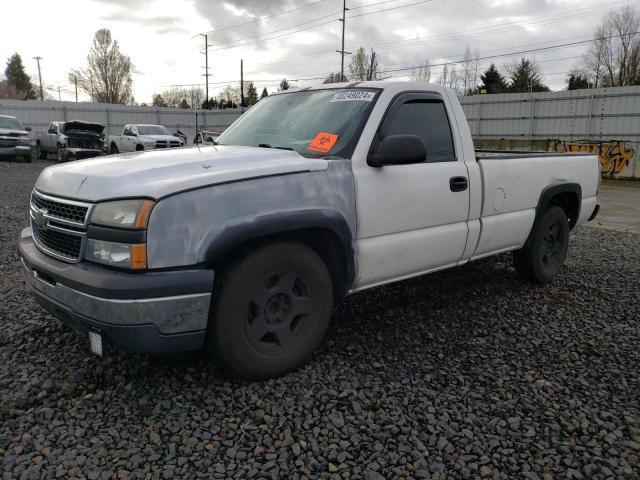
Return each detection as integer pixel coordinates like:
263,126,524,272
0,116,23,130
138,126,170,135
217,88,380,158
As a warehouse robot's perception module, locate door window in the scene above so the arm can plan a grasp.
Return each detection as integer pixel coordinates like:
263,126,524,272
380,97,455,162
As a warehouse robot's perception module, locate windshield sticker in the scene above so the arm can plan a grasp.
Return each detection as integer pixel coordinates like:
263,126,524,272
330,90,376,103
307,132,339,153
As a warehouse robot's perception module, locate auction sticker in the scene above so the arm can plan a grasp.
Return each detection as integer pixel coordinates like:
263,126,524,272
331,90,376,103
308,132,339,153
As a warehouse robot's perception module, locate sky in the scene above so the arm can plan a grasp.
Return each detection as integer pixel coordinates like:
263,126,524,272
0,0,630,103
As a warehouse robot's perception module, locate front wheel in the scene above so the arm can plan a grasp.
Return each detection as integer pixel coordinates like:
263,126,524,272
514,206,569,284
206,241,334,380
110,143,119,154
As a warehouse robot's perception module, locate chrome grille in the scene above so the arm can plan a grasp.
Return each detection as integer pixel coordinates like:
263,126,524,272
30,191,92,263
31,192,89,224
32,223,82,260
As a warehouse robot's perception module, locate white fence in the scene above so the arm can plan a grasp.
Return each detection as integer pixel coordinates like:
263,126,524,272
0,99,244,145
3,86,639,177
460,85,640,178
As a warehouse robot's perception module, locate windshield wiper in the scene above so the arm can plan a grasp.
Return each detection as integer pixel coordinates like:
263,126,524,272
258,143,293,151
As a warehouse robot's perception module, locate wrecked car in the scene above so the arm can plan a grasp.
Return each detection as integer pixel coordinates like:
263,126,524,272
35,120,105,162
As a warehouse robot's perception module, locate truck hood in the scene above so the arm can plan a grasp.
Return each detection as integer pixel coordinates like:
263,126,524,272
0,128,29,137
35,145,330,202
62,120,105,134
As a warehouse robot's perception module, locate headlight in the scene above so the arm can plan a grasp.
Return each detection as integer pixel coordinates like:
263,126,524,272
85,239,146,269
90,199,154,229
143,140,156,148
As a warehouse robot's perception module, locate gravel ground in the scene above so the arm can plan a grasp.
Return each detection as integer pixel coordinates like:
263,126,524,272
1,159,639,480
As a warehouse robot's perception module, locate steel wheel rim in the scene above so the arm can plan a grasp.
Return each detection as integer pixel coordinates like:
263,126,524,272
542,222,564,268
245,269,313,354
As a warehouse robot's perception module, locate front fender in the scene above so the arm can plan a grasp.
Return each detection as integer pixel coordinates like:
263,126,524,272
146,161,357,276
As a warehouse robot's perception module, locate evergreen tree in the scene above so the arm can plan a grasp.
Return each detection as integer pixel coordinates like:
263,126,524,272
260,87,269,99
245,81,258,105
278,79,290,91
179,98,190,109
479,64,507,94
5,53,36,99
567,73,592,90
506,58,549,93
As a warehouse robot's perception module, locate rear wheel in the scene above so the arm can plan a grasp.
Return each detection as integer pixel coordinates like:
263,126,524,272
514,206,569,284
22,155,31,163
206,241,334,380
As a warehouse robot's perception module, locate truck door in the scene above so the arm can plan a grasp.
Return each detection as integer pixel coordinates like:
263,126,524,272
353,92,470,288
122,125,135,151
46,123,56,151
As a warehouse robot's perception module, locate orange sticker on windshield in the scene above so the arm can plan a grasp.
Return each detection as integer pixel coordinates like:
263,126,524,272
308,132,339,153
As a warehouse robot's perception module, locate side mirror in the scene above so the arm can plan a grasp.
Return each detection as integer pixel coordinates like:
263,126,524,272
367,134,427,167
24,126,32,132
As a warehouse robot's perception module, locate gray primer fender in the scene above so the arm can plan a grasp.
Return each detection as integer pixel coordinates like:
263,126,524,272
146,160,357,286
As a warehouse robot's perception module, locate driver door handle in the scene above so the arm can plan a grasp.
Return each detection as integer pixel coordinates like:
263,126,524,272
450,176,468,192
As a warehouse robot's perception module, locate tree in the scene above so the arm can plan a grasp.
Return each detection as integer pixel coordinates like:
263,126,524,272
187,87,204,109
581,6,640,87
245,81,258,106
437,62,459,92
323,72,347,84
279,78,291,91
505,58,549,93
479,64,508,93
70,29,133,104
410,59,432,83
260,87,269,99
461,46,479,94
567,71,593,90
179,98,190,109
4,54,36,99
348,48,381,81
0,80,22,99
219,85,240,108
151,93,167,107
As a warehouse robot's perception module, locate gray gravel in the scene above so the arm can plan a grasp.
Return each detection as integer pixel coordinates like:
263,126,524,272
1,159,639,479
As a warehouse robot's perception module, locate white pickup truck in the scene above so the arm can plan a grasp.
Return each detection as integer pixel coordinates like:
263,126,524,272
19,82,600,379
108,124,184,154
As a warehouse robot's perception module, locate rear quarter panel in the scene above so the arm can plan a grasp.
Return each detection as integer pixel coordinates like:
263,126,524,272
472,154,599,259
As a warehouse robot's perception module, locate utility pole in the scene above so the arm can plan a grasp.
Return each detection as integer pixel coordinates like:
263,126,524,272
33,56,43,101
240,59,245,108
199,33,210,108
336,0,350,81
73,75,78,102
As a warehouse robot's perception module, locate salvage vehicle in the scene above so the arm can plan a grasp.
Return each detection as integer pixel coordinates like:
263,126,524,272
108,124,183,154
0,114,32,162
35,120,105,162
19,82,600,379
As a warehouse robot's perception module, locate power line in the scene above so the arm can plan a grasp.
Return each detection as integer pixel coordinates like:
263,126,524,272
244,0,627,69
207,0,435,51
204,0,330,35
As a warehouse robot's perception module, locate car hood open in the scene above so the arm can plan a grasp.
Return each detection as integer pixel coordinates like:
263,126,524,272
35,145,329,202
62,120,105,135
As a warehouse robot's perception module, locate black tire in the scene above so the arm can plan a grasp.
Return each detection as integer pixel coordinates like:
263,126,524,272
110,143,119,154
36,142,46,160
56,144,65,163
22,155,31,163
514,206,570,284
206,241,334,380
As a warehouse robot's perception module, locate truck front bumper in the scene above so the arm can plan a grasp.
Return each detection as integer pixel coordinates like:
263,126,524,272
18,229,214,353
64,147,102,160
0,145,31,158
